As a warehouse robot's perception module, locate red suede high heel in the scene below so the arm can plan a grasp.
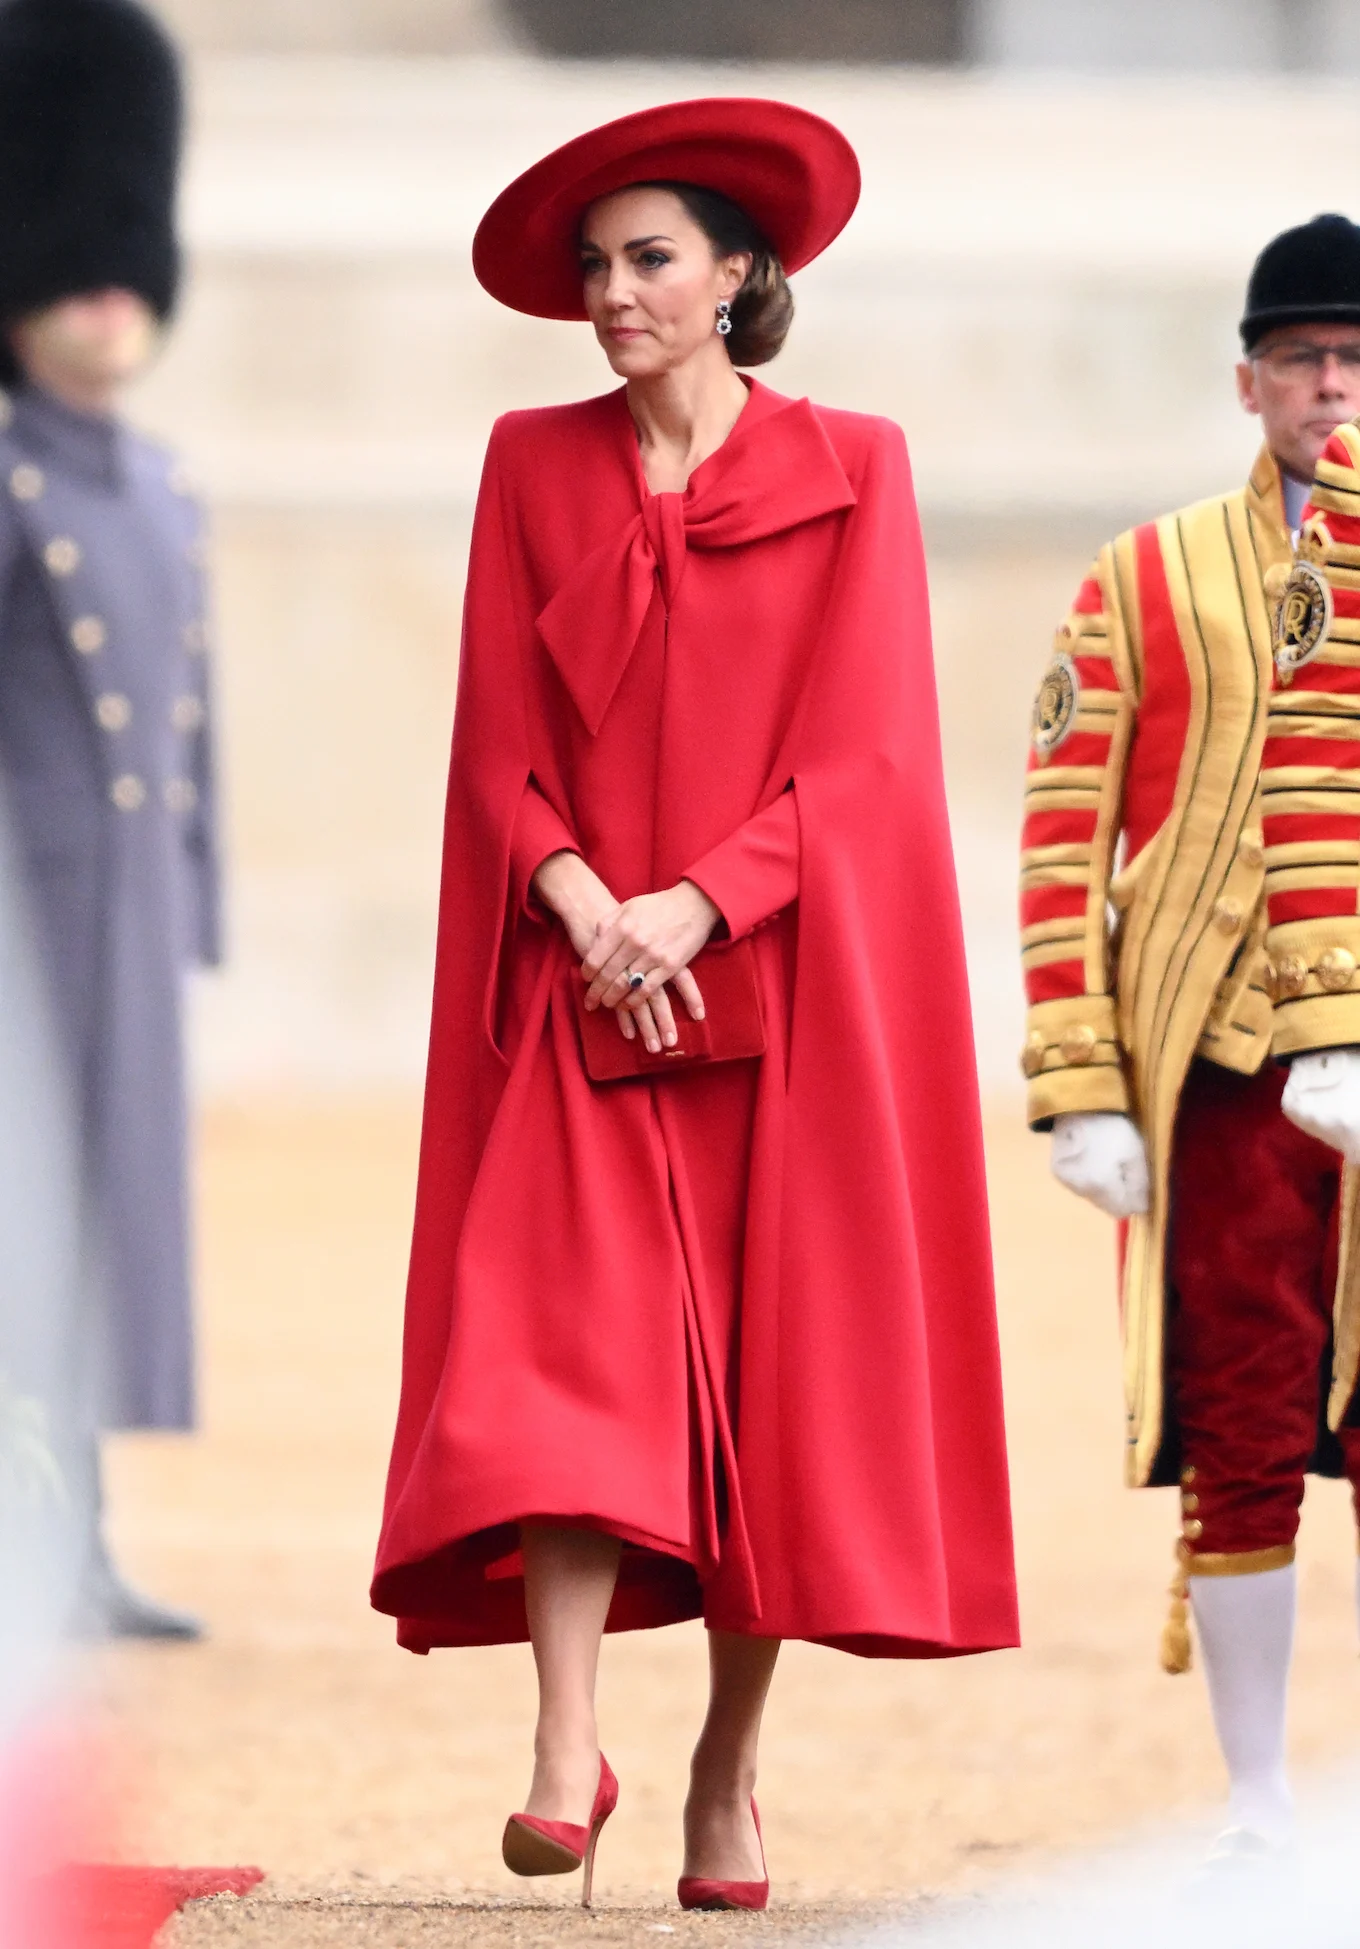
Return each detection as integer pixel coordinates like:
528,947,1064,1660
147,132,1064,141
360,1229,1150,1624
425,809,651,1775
502,1754,618,1909
677,1797,769,1912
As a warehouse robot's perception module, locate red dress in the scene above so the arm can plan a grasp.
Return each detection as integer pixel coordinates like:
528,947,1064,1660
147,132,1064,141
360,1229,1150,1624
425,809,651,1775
371,378,1018,1658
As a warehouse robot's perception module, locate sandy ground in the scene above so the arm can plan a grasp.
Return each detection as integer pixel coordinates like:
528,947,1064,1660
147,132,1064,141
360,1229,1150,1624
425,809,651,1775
75,1099,1360,1943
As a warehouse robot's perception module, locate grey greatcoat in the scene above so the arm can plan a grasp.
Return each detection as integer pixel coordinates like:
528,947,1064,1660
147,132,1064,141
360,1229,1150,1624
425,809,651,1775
0,382,220,1432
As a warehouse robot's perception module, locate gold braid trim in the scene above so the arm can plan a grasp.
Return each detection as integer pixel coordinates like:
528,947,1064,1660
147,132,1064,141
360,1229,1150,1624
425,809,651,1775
1160,1541,1193,1674
1160,1541,1297,1673
1185,1543,1296,1577
1335,1163,1360,1433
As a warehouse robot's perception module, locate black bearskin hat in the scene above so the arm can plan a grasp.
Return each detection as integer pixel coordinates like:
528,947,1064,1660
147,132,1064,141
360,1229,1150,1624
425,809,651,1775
1241,213,1360,350
0,0,183,338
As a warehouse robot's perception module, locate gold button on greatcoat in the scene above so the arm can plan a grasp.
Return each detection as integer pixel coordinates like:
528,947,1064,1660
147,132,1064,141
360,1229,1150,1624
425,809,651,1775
1183,1518,1204,1541
1316,946,1357,993
110,773,145,812
1212,897,1243,934
44,536,81,577
170,693,205,733
95,692,131,731
1020,1031,1046,1079
70,615,106,654
163,776,198,814
1273,953,1308,1000
9,462,43,501
1059,1024,1097,1065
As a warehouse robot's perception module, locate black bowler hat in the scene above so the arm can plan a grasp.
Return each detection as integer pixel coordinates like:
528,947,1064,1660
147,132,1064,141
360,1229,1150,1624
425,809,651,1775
0,0,183,336
1240,213,1360,350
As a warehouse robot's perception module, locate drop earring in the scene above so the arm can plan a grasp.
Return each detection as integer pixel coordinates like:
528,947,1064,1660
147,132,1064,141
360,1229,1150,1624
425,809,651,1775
716,300,732,338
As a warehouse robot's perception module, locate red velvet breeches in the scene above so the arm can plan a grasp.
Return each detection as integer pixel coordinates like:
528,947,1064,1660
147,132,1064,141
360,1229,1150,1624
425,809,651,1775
1168,1058,1360,1558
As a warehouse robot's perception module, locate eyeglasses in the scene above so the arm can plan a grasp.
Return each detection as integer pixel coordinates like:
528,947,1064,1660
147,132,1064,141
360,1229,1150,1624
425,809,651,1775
1254,342,1360,377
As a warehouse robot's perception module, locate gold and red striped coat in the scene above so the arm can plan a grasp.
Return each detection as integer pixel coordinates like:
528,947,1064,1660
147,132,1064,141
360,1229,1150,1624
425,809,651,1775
1019,442,1360,1486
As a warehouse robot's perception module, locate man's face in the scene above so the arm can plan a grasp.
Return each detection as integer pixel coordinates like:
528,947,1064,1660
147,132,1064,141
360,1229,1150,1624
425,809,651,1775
1236,322,1360,482
8,289,158,401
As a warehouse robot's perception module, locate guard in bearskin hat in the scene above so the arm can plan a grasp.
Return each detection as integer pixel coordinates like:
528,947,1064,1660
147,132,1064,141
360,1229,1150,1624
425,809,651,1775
0,0,219,1639
1017,214,1360,1871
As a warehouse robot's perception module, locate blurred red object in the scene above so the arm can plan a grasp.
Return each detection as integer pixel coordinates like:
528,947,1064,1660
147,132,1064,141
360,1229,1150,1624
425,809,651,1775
32,1865,266,1947
0,1714,263,1945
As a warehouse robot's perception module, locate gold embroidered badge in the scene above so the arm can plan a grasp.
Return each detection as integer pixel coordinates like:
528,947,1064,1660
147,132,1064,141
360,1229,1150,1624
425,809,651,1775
1032,643,1079,761
1273,553,1333,686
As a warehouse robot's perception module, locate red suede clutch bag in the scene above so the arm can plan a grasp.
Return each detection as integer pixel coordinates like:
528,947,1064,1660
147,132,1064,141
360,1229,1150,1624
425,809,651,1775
572,938,766,1083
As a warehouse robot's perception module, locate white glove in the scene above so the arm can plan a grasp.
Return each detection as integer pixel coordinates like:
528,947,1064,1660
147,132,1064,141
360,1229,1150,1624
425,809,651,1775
1281,1047,1360,1163
1051,1111,1150,1219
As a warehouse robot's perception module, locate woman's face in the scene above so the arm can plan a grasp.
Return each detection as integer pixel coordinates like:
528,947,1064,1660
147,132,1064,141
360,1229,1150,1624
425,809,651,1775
580,187,749,380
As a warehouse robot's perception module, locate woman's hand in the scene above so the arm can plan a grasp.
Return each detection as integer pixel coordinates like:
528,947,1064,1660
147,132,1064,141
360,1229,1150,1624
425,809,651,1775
529,850,677,1052
531,850,619,959
581,881,720,1051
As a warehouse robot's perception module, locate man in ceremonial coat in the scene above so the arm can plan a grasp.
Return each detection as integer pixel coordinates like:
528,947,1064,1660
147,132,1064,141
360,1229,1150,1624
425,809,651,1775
0,0,220,1639
1019,214,1360,1862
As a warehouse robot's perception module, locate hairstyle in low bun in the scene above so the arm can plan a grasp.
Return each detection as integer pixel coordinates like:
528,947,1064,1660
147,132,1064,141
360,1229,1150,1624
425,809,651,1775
639,180,794,367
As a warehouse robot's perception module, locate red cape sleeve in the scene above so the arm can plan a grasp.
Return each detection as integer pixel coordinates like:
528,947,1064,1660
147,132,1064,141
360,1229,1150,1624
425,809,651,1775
377,423,541,1529
683,790,800,940
755,415,1017,1650
510,776,581,922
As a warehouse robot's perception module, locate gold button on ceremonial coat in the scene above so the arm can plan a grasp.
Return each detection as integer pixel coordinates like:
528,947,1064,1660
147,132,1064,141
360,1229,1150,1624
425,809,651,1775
70,615,106,654
1237,833,1265,869
1316,946,1357,993
9,462,43,501
95,693,131,731
1183,1518,1204,1541
1021,1031,1046,1078
163,776,198,813
1181,1492,1199,1513
170,693,205,733
110,773,145,812
1212,897,1243,934
1181,1465,1197,1486
44,536,80,577
1059,1024,1097,1065
1273,953,1308,999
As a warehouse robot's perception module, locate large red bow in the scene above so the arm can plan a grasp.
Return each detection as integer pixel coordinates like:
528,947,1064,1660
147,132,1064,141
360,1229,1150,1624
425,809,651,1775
536,395,857,735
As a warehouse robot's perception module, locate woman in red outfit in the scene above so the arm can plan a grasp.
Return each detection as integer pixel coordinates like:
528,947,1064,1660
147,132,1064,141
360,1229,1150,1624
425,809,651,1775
371,99,1018,1908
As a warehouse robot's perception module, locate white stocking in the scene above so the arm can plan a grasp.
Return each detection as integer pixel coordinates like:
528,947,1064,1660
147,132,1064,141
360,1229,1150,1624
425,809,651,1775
1190,1564,1295,1842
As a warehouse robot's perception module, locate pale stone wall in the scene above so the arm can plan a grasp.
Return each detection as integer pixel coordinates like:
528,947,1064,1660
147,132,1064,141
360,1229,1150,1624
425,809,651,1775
153,0,516,54
973,0,1360,71
151,0,1360,69
126,57,1360,1097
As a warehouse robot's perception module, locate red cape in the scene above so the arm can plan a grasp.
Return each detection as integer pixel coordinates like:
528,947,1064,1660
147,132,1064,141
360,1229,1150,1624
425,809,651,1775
372,379,1017,1658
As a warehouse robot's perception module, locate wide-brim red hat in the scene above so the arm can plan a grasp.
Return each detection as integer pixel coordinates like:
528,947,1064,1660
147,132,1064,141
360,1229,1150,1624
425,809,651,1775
472,97,861,320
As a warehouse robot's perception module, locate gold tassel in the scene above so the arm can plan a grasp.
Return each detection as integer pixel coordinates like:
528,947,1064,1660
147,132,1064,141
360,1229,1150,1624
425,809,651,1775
1160,1541,1193,1675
